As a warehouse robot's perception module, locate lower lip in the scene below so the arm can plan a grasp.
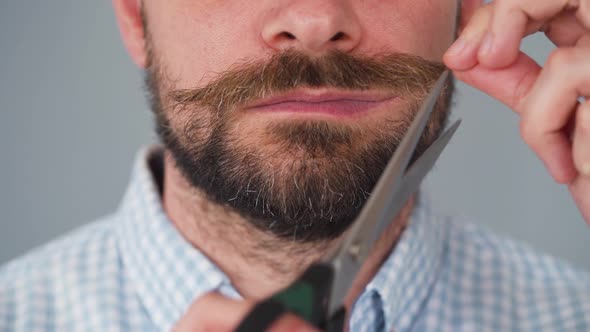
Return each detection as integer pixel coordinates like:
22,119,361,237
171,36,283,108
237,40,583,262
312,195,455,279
248,98,397,117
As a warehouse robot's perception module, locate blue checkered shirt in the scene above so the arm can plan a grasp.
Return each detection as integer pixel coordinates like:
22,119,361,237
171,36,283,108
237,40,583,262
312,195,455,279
1,147,590,331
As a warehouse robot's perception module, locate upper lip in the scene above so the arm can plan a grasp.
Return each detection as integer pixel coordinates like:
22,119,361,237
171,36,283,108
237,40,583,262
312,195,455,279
244,89,397,109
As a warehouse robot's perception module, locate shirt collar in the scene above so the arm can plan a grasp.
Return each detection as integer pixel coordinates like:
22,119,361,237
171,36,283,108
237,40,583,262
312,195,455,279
115,146,230,331
365,193,447,332
116,146,447,332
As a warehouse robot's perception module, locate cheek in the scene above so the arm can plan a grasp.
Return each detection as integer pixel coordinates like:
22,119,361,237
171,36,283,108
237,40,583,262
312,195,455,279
414,5,456,58
147,1,264,89
358,0,456,60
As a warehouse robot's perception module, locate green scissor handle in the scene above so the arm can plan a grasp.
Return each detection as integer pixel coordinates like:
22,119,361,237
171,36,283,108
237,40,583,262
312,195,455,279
271,263,333,325
235,263,346,331
272,263,346,331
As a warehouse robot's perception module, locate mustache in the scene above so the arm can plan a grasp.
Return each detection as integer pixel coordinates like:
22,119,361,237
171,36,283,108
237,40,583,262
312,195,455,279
168,49,446,114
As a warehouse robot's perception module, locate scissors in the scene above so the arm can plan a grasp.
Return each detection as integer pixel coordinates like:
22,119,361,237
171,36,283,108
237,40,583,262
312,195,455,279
236,70,460,332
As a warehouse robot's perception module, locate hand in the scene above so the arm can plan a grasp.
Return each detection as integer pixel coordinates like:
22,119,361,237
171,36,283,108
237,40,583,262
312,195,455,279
173,292,320,332
444,0,590,223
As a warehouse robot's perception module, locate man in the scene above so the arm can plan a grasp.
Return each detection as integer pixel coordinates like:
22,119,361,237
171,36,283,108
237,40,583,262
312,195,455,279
1,0,589,331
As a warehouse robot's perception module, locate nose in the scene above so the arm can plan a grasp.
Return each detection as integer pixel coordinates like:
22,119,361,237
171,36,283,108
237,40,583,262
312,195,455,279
261,0,362,55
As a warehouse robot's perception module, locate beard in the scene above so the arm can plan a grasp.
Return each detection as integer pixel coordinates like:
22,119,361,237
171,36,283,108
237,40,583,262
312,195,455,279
145,45,453,243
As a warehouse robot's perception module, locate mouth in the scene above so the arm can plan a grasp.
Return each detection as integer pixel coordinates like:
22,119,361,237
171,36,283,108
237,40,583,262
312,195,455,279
243,89,398,118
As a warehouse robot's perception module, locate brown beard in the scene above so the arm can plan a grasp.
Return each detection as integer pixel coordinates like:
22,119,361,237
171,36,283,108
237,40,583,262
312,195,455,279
144,34,453,242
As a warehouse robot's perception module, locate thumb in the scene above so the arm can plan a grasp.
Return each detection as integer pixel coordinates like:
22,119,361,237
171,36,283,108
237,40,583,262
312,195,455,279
449,51,542,113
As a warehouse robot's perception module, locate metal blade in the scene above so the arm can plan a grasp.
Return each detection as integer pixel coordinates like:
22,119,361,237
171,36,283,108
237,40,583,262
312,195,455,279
329,70,449,263
325,120,460,316
372,119,461,240
324,70,453,315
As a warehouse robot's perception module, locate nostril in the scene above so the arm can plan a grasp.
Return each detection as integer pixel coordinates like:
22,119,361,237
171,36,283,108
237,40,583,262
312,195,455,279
281,31,296,40
330,32,345,42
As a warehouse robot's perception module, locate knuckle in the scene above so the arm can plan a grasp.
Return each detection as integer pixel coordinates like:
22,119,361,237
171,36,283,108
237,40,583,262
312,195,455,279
512,68,539,111
546,48,576,73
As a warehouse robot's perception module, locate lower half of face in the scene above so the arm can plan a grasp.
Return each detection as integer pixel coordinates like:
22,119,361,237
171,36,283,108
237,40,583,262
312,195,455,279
147,49,452,243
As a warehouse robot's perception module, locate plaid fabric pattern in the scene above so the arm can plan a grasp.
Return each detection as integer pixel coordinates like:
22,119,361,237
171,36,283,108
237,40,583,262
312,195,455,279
1,146,589,332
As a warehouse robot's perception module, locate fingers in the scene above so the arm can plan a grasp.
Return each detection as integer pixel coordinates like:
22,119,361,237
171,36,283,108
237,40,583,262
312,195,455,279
444,3,492,71
459,0,485,33
479,0,569,67
452,52,542,111
580,34,590,46
173,292,256,332
447,0,590,221
455,46,590,184
173,292,320,332
543,11,590,47
573,100,590,177
268,314,321,332
519,47,590,183
446,0,590,70
477,1,528,68
577,0,590,29
569,174,590,223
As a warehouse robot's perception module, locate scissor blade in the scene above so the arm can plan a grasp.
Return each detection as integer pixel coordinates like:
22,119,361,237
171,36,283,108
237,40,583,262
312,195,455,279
325,70,451,315
334,70,449,261
372,119,461,240
326,121,459,316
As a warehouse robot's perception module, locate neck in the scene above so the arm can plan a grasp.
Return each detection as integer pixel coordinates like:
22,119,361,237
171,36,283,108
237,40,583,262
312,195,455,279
161,151,414,308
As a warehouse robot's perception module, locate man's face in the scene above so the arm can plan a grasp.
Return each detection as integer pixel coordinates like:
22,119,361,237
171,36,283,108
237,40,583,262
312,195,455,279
139,0,457,242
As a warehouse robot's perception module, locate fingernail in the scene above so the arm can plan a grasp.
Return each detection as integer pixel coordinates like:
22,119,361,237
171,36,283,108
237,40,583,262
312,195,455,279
479,31,494,57
446,38,468,57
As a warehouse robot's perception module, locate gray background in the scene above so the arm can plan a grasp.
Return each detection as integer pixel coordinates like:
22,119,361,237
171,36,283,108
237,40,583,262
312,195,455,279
1,1,588,270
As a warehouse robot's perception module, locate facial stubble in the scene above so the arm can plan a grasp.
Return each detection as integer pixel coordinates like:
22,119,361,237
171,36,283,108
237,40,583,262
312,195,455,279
145,40,452,243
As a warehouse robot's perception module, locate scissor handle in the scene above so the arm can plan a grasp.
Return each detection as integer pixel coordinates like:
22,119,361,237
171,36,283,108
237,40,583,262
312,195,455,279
235,263,346,331
273,263,334,327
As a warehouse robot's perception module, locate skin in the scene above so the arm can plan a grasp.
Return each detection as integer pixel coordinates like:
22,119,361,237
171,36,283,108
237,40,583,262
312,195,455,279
444,0,590,222
112,0,590,330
